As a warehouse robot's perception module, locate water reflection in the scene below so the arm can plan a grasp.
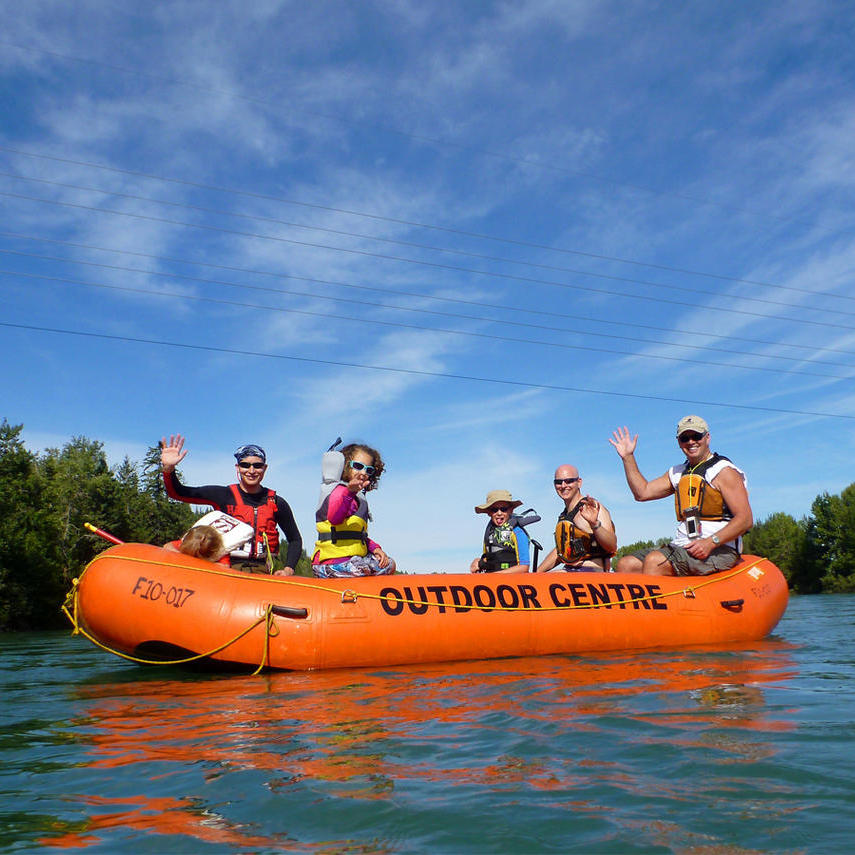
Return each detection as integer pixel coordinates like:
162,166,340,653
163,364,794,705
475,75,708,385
40,641,798,851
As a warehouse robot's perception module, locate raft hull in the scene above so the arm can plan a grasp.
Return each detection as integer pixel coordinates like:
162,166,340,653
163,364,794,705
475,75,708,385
71,544,789,671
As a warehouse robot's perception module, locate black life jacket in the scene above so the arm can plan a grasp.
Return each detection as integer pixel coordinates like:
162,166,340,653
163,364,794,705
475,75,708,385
479,510,540,572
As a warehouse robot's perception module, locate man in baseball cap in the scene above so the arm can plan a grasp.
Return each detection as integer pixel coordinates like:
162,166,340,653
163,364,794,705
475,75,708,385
608,416,752,576
675,415,709,437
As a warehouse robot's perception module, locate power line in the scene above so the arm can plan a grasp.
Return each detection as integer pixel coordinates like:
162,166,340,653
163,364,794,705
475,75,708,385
3,168,852,317
5,189,855,332
2,320,852,420
4,245,854,372
3,144,852,304
4,231,855,360
7,266,850,380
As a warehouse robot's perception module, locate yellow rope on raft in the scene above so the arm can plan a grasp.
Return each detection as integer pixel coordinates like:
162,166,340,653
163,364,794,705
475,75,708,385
79,547,763,615
62,578,277,672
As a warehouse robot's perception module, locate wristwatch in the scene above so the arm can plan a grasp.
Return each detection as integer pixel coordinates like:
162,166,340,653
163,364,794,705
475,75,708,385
592,521,602,531
711,534,720,545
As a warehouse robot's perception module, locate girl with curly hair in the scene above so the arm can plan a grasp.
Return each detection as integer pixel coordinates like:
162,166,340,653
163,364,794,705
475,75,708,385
313,442,396,578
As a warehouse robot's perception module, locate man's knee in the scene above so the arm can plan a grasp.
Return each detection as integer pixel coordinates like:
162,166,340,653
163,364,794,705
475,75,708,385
641,550,675,575
616,554,642,573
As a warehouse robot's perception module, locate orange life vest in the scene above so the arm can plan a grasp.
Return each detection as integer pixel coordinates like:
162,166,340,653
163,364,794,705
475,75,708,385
673,454,733,521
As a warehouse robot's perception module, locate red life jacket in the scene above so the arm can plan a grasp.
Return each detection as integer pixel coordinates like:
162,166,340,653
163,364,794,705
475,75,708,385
226,485,279,561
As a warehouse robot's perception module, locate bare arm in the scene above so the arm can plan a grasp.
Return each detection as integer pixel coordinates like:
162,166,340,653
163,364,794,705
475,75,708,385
536,547,560,573
579,500,618,556
494,562,529,574
608,427,673,502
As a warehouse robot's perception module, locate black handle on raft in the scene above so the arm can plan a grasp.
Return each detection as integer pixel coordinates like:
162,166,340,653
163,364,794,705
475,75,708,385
719,599,744,611
530,539,542,573
270,604,309,619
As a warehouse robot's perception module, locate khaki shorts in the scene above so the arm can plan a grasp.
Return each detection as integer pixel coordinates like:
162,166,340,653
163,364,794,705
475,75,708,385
632,544,740,576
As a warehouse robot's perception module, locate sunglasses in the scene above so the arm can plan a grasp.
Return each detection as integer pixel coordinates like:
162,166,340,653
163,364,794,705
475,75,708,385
489,505,512,513
237,462,266,470
350,461,376,475
554,477,580,486
678,432,707,443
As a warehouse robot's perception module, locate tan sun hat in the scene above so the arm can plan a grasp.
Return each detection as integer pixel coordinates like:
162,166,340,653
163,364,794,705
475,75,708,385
475,489,523,514
676,415,709,436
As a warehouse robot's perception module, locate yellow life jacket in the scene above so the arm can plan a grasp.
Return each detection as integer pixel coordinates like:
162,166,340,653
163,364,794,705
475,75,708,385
674,454,733,521
314,489,370,561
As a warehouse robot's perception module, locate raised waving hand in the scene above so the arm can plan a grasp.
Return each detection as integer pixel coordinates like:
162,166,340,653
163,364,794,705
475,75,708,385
608,426,638,459
160,434,188,471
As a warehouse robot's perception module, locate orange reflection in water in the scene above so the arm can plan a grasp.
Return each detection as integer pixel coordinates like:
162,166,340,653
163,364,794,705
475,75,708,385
41,794,282,851
41,641,798,850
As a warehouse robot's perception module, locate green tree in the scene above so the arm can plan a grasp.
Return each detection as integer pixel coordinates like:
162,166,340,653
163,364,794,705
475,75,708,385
0,420,63,630
39,436,122,578
114,444,194,545
743,512,809,589
806,486,855,593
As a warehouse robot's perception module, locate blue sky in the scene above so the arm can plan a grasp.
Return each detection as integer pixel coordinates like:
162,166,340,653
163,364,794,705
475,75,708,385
2,0,854,572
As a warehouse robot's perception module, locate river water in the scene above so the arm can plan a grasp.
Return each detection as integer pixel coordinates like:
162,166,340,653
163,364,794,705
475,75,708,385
1,594,853,854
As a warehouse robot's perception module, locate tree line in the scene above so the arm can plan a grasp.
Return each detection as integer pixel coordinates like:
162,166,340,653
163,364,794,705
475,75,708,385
2,419,853,631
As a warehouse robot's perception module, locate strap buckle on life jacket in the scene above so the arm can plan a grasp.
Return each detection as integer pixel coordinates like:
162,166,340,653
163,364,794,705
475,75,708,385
318,530,369,544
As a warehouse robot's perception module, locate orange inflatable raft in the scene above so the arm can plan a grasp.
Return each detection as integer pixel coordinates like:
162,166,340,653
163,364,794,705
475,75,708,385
64,543,789,671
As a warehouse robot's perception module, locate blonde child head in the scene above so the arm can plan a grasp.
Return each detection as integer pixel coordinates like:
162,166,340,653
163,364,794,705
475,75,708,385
179,525,227,562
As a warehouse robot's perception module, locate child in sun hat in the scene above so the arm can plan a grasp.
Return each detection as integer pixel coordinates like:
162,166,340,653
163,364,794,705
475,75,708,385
470,489,532,574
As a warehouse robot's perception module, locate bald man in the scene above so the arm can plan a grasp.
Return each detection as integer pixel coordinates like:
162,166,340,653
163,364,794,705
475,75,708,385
537,464,617,572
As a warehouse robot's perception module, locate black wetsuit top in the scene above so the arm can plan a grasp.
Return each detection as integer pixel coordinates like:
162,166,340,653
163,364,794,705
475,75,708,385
163,470,303,568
